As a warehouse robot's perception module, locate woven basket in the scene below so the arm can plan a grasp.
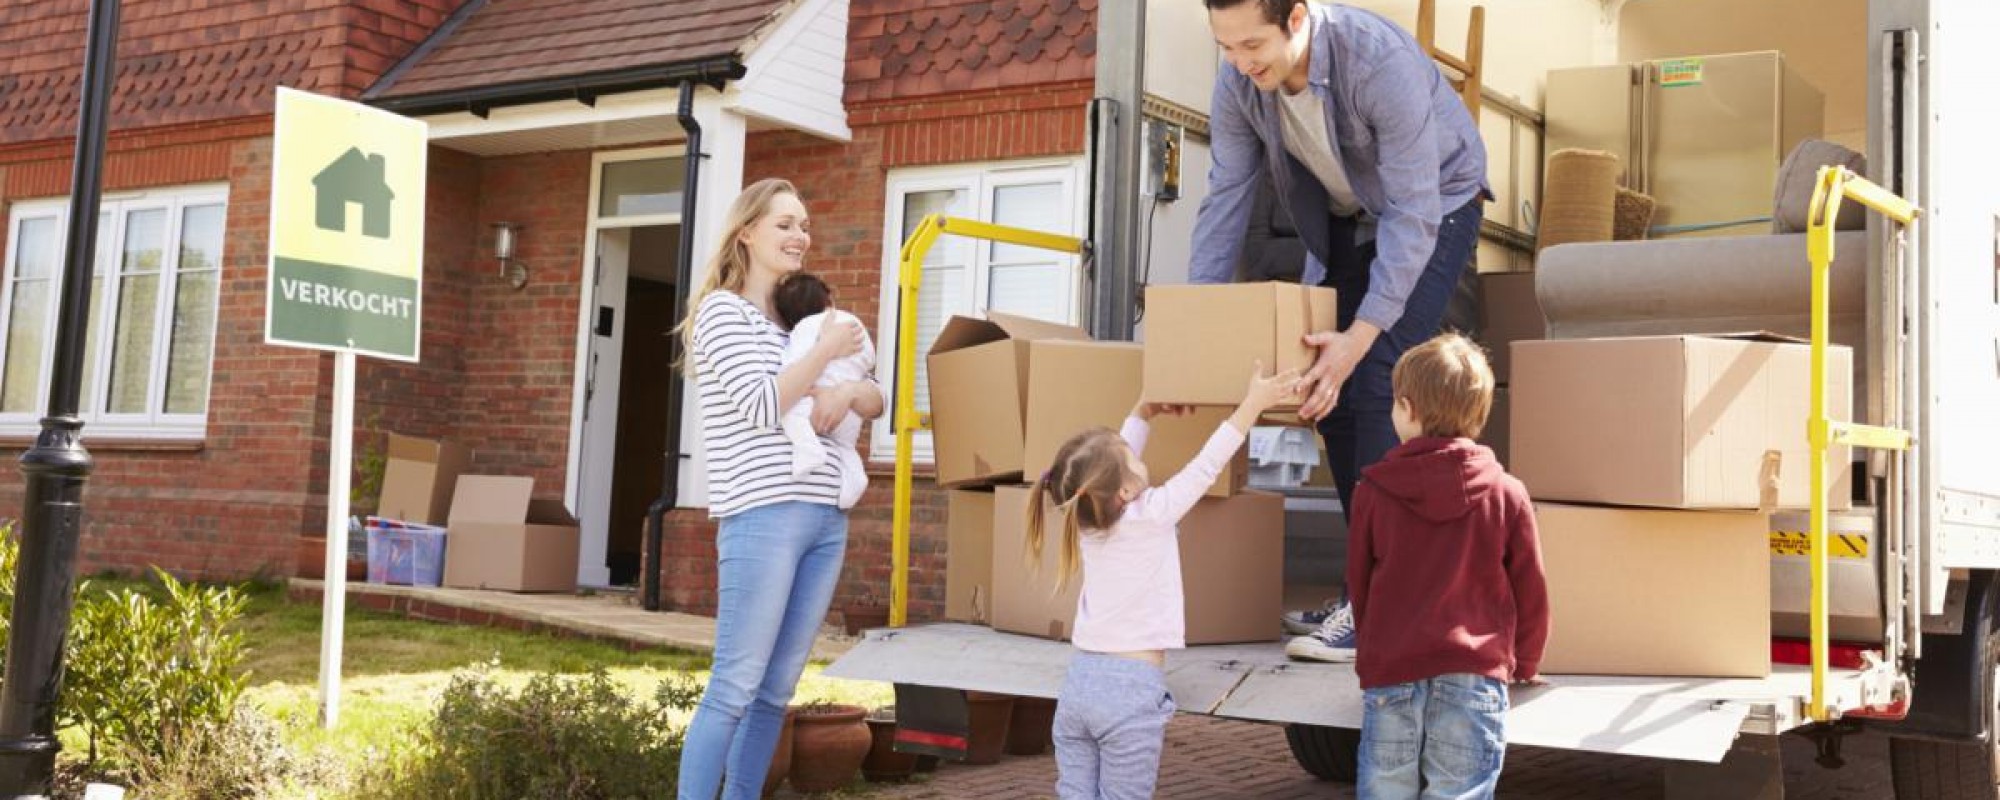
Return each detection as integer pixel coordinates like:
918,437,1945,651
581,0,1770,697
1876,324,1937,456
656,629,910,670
1537,149,1621,252
1613,187,1657,241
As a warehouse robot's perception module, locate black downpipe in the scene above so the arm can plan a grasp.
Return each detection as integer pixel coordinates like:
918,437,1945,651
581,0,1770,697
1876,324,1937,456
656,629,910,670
641,81,706,612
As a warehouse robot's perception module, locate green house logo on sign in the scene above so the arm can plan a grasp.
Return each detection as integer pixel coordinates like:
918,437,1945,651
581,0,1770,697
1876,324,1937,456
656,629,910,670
266,88,426,362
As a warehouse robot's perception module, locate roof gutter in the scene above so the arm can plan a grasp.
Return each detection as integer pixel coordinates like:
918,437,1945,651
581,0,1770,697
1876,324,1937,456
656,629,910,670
363,57,746,118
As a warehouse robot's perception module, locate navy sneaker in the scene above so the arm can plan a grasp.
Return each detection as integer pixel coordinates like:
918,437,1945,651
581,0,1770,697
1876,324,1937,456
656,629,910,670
1281,600,1341,636
1284,602,1356,663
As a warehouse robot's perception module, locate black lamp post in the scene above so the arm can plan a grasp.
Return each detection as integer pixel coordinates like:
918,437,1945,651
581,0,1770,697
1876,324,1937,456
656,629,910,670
0,0,120,793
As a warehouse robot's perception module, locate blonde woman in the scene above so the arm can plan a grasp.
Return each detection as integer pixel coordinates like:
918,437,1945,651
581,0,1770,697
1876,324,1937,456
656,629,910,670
677,179,881,799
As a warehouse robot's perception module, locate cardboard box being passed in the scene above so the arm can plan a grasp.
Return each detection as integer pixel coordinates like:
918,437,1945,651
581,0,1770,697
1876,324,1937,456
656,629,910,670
1536,502,1770,677
990,486,1283,644
1143,283,1336,407
1512,334,1851,510
376,434,471,525
442,475,580,593
927,313,1090,487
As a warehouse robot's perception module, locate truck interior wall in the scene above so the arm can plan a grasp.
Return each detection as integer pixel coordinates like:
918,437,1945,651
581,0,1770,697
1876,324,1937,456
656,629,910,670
1928,0,2000,494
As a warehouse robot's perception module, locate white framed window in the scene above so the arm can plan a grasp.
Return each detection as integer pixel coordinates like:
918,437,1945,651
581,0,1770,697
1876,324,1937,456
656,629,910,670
870,159,1087,463
0,185,228,439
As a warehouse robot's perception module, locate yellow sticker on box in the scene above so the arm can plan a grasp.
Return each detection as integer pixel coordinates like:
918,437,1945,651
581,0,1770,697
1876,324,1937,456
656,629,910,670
1769,530,1869,559
1659,58,1704,87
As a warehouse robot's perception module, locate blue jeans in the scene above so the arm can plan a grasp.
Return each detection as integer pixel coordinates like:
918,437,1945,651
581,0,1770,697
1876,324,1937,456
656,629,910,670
677,501,848,800
1359,674,1509,800
1053,652,1176,800
1319,200,1484,522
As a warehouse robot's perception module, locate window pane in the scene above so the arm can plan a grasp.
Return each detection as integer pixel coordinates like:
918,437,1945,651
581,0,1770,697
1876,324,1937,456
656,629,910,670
164,204,223,414
902,188,971,267
989,263,1072,324
108,273,158,414
11,217,59,279
898,189,972,414
599,158,685,217
81,213,113,411
990,182,1067,263
165,271,216,414
2,280,49,413
120,209,165,274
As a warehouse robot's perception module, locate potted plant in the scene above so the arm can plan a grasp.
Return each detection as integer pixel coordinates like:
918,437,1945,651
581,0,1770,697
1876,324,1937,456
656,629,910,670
761,707,794,797
841,595,889,636
786,702,869,793
861,705,918,783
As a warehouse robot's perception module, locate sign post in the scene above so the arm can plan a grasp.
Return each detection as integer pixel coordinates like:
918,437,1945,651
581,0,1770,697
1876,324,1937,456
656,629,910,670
266,87,426,728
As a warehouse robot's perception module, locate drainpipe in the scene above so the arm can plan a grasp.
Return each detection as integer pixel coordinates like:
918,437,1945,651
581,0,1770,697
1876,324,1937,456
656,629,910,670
642,79,708,612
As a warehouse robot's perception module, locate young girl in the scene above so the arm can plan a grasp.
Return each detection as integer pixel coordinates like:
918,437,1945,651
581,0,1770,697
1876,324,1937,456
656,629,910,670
1029,364,1300,800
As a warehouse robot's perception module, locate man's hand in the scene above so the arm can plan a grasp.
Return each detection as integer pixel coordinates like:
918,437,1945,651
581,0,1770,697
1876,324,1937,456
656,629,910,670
1295,322,1381,422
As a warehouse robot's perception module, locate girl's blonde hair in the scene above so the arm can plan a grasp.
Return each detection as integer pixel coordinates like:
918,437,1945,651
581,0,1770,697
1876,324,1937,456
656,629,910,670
1025,427,1135,592
676,178,803,376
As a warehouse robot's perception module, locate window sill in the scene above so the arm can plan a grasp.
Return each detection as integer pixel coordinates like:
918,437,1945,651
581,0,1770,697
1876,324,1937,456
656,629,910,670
0,435,205,453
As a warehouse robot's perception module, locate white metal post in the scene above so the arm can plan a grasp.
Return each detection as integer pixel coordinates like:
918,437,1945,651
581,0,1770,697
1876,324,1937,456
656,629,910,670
318,349,356,728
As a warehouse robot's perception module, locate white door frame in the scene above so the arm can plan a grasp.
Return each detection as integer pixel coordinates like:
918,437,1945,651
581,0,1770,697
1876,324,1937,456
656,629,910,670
569,145,685,587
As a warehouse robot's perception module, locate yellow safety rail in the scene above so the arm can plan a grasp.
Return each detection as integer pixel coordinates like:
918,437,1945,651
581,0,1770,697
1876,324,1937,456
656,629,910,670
889,215,1086,627
1805,166,1919,720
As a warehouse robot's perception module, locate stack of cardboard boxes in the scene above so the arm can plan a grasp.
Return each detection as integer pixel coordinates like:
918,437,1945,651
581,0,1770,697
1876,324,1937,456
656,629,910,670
369,434,582,593
1509,334,1854,677
930,283,1336,644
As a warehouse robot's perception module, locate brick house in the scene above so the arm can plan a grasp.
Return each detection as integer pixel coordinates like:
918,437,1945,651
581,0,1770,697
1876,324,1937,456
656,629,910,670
0,0,1103,623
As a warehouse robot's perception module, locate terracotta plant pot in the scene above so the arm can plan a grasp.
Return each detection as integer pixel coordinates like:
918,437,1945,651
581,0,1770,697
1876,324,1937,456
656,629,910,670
296,537,365,581
962,691,1015,765
787,704,869,793
842,603,889,636
762,708,794,797
861,708,918,783
1003,695,1059,756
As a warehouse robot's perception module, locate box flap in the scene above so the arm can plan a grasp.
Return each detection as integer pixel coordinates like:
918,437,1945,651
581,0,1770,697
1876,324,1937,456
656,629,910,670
1698,331,1808,345
386,433,440,463
449,475,534,525
526,498,579,526
928,312,1089,357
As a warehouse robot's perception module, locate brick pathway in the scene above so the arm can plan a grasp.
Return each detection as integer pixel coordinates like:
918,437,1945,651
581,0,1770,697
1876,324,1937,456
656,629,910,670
826,714,1899,799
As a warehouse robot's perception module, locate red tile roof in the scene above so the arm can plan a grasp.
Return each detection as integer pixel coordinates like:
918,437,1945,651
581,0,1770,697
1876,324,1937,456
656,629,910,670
366,0,789,105
0,0,456,145
847,0,1096,104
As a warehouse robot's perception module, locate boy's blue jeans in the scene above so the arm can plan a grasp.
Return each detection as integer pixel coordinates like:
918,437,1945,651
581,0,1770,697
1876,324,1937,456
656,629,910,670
677,501,848,800
1359,673,1508,800
1317,200,1484,522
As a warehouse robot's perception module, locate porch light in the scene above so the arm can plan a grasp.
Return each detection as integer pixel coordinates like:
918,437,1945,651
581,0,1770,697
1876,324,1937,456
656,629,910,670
492,221,528,289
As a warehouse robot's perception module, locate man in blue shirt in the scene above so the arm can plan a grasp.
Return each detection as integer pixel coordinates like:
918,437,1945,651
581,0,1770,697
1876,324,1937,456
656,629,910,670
1192,0,1488,523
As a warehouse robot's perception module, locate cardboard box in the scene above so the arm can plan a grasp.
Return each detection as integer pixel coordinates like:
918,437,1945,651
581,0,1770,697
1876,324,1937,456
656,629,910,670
1022,341,1142,479
376,434,472,525
442,475,581,593
1536,503,1770,677
1142,283,1337,407
991,486,1284,644
945,489,996,623
1512,334,1852,510
1141,407,1249,498
1769,510,1882,643
1479,271,1544,383
927,313,1092,487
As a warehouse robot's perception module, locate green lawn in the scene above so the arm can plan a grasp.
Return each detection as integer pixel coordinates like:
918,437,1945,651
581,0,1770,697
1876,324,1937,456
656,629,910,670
92,581,895,795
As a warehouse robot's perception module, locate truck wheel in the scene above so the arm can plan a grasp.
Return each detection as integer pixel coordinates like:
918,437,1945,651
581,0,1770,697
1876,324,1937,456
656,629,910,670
1890,634,2000,799
1285,723,1359,782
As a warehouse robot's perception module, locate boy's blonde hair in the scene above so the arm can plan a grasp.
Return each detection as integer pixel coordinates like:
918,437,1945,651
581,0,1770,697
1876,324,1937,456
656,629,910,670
1390,333,1495,439
1024,427,1133,593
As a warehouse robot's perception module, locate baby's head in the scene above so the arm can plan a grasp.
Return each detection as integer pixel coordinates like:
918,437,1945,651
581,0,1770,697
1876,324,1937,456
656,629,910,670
1390,333,1494,442
773,272,834,331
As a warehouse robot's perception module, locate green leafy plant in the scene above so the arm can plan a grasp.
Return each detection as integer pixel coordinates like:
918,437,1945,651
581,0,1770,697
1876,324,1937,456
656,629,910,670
358,663,704,799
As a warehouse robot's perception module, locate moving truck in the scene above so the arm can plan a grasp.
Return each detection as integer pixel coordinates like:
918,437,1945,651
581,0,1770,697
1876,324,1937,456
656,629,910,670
828,1,2000,795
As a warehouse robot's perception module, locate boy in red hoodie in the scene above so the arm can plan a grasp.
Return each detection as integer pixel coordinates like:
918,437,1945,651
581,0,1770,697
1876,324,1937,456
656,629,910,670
1345,333,1548,800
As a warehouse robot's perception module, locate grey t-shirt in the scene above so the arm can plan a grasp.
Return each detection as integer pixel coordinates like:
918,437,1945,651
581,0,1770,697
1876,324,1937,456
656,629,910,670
1277,85,1363,217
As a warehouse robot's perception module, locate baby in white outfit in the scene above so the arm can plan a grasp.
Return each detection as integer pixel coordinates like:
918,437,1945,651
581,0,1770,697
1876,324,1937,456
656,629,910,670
774,273,876,509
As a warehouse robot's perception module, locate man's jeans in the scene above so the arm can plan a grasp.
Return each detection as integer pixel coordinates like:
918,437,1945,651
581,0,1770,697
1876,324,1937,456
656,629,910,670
1318,200,1484,521
1359,673,1508,800
677,501,848,799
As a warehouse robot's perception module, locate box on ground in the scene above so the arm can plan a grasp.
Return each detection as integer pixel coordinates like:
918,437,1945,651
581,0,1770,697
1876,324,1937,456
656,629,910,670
945,489,996,624
1769,509,1881,643
377,434,472,525
1512,334,1851,510
990,486,1284,644
1478,271,1544,383
1536,502,1770,678
364,520,447,587
927,313,1091,487
1142,283,1336,407
442,475,581,593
